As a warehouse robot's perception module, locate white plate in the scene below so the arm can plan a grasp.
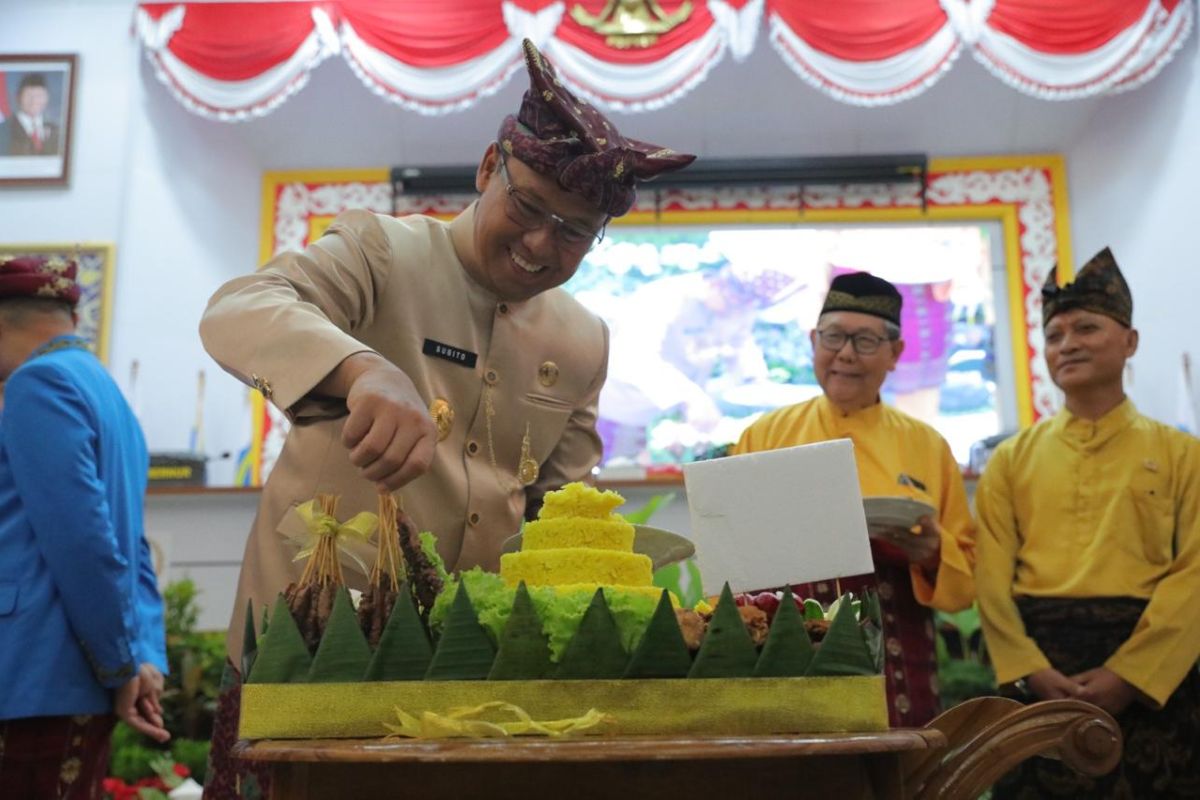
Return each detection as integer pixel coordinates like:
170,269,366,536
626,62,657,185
862,496,936,531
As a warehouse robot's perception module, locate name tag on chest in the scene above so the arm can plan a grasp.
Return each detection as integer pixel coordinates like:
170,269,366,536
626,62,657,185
423,338,478,369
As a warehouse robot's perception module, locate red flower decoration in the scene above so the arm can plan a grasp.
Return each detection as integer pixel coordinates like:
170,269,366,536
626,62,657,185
101,777,143,800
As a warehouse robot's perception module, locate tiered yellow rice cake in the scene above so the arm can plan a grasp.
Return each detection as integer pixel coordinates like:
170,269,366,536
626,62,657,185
521,516,634,551
500,548,652,587
537,483,625,520
500,482,652,589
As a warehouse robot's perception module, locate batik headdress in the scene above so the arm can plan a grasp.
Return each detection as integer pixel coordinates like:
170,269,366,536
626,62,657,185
0,254,81,306
1042,247,1132,328
497,39,695,217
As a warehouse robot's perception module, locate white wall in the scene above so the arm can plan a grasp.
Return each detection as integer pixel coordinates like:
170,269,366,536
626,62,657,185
231,41,1105,169
1068,36,1200,426
145,491,260,631
115,57,260,482
1,2,135,241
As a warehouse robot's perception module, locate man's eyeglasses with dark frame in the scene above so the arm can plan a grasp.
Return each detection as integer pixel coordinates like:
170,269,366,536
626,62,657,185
815,328,894,355
496,148,606,255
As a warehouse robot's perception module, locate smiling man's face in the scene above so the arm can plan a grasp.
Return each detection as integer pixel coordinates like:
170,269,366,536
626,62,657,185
1044,307,1137,393
465,143,608,303
811,311,903,412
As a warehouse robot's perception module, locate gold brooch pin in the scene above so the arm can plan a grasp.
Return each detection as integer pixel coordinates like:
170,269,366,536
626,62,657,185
429,398,454,441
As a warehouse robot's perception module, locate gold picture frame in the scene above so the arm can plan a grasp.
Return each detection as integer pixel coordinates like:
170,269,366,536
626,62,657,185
0,54,77,187
0,243,115,362
247,157,1072,485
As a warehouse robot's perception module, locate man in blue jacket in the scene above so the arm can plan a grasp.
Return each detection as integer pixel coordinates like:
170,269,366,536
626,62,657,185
0,255,168,798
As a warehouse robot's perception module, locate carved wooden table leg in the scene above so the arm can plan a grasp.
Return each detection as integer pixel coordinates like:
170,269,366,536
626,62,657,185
899,696,1122,799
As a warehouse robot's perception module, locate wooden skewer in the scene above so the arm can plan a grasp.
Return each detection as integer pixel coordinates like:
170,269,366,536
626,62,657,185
299,494,343,586
372,494,404,588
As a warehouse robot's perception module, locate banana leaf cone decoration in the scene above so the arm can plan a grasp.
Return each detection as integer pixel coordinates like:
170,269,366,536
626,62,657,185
248,582,883,685
244,490,886,739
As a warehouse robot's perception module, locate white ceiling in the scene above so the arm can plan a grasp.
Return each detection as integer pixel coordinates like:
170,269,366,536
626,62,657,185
153,41,1108,171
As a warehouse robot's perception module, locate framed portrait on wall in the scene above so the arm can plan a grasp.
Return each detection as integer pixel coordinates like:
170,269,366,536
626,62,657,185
0,243,115,361
0,54,77,187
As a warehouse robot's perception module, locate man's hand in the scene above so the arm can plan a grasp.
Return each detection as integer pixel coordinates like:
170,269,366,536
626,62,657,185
1025,667,1085,701
1072,667,1137,716
115,664,170,743
343,364,437,492
870,515,941,572
135,663,165,725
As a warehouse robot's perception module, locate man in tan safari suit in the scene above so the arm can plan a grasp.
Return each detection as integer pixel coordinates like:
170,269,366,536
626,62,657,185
197,40,693,799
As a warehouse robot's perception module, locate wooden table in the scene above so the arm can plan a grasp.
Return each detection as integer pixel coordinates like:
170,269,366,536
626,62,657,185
235,697,1121,800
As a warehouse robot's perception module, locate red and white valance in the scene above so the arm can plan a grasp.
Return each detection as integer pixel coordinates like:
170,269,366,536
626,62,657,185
134,0,1194,119
968,0,1194,98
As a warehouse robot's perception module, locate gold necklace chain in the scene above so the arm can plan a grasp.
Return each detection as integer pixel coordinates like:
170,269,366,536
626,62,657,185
483,385,539,489
484,384,501,473
518,422,538,486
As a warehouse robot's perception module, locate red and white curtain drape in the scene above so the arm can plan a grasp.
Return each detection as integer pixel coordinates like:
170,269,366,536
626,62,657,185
134,0,1194,120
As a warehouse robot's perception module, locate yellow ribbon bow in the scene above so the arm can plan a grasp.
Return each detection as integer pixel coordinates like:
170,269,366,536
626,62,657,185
383,702,613,739
291,500,378,575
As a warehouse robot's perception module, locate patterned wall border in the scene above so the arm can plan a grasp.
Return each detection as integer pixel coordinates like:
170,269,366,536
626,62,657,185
248,156,1072,484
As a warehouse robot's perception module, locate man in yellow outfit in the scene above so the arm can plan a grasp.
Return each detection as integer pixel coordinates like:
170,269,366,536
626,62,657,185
976,247,1200,797
732,272,975,726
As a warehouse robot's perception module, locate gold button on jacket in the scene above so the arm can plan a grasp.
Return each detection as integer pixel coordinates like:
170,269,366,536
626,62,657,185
429,398,454,441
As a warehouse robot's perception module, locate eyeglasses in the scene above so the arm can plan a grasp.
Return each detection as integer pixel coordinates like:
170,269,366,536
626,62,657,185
496,151,605,254
815,328,891,355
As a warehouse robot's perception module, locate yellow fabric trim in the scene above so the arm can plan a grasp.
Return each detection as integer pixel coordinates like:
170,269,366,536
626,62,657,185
384,701,614,739
240,677,888,739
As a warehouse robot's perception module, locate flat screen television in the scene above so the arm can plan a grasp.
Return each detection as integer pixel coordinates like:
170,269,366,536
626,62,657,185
565,223,1012,471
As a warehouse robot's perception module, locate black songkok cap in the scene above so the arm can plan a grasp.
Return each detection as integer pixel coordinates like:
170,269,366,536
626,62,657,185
820,272,902,326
